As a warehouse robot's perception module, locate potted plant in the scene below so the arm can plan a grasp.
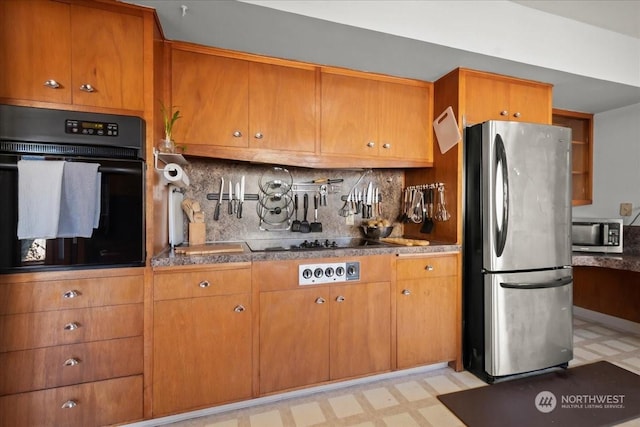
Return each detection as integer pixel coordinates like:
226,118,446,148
160,101,182,153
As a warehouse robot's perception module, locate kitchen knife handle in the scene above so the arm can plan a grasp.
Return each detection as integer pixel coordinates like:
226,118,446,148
213,204,220,221
237,202,243,219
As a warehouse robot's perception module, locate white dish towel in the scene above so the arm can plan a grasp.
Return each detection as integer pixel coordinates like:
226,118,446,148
17,160,65,240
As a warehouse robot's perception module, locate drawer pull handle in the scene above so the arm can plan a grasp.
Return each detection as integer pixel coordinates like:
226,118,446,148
43,79,60,89
79,83,95,92
425,265,434,271
63,358,80,367
513,112,521,118
234,305,246,313
500,110,508,116
63,290,80,299
61,400,77,409
336,295,346,303
232,130,242,137
63,322,80,331
198,280,210,288
401,289,411,296
366,141,375,148
315,297,326,304
254,132,264,139
382,143,391,149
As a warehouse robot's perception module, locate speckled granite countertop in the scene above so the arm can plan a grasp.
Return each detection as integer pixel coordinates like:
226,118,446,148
572,225,640,273
151,241,461,268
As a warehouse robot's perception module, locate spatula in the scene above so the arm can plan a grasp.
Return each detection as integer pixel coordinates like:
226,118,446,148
300,193,311,233
291,193,301,231
310,193,323,232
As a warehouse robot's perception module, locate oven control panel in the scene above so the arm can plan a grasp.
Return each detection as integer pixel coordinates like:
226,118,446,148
299,261,360,285
65,119,119,137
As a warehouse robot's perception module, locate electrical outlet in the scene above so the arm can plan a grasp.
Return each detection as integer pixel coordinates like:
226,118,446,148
620,202,633,216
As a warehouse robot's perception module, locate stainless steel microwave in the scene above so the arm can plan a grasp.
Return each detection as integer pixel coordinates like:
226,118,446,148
572,218,623,253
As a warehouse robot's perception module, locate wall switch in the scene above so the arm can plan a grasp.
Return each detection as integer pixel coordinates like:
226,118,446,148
620,202,633,216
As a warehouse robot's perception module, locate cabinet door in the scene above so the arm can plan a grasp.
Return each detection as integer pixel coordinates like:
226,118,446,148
171,49,249,147
378,81,431,162
0,0,71,104
70,5,144,110
249,62,316,152
259,288,330,394
508,82,551,124
330,282,391,379
464,73,510,124
396,277,457,369
153,294,252,415
320,72,379,157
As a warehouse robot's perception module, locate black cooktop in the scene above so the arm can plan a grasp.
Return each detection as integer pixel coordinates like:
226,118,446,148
245,237,387,252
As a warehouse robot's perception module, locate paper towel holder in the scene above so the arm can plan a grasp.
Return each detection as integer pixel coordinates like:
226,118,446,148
153,147,188,171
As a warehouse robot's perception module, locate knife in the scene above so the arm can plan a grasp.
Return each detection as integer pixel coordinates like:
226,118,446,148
237,175,245,218
235,182,240,214
213,176,224,220
228,180,233,215
366,182,373,219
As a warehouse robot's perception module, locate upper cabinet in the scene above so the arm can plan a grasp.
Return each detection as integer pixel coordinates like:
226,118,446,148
171,46,317,154
463,69,552,125
321,70,433,164
0,0,145,112
553,109,594,206
168,43,433,168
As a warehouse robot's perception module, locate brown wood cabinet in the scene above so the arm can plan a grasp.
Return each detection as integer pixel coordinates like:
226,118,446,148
321,70,433,163
255,255,392,394
0,0,145,112
0,268,144,427
170,44,316,154
464,69,552,125
395,253,460,370
152,263,252,416
553,109,594,205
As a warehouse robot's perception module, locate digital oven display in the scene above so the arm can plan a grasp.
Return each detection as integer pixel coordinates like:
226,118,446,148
65,119,118,137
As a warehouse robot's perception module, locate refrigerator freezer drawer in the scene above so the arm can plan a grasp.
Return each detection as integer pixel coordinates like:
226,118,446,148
485,269,573,377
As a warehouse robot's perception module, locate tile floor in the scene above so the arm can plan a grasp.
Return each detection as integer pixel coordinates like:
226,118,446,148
149,316,640,427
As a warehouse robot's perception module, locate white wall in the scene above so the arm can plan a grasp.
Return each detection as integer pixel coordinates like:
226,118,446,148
573,102,640,223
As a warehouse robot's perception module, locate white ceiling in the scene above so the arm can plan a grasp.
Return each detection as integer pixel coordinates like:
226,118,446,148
512,0,640,39
126,0,640,114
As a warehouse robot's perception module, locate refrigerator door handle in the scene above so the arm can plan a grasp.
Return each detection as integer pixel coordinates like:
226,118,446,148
500,275,573,289
494,134,509,257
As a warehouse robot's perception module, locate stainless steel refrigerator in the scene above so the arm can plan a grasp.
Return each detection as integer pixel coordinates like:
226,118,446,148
463,120,573,383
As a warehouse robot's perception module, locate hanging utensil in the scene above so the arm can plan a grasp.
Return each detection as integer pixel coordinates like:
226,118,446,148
292,193,301,231
410,188,424,223
310,193,323,232
237,175,245,219
436,185,451,221
300,193,310,233
228,180,233,215
420,188,434,233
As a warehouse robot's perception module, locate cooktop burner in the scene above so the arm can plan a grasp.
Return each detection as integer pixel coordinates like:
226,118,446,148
245,237,386,252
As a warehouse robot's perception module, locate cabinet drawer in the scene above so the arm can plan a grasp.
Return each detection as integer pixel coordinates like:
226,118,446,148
396,255,457,280
0,375,142,427
0,336,142,396
0,274,143,315
0,304,142,352
154,267,251,301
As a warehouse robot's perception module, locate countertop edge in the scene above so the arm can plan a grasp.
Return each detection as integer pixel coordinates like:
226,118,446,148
572,252,640,273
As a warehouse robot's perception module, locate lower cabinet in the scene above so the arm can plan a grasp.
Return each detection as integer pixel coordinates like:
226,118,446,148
396,253,460,369
257,256,392,395
152,263,252,416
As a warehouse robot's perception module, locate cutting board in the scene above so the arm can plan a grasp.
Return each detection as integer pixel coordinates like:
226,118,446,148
433,106,461,154
380,237,430,246
175,243,244,255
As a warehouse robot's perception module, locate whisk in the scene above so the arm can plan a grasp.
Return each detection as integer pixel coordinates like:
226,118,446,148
435,185,451,221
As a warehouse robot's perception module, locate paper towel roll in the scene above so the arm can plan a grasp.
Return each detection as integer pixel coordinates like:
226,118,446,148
163,163,190,188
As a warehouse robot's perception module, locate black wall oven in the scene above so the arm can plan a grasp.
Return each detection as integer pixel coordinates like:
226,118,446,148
0,105,145,273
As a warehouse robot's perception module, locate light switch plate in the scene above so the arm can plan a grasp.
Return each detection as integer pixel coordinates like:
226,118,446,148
620,202,632,216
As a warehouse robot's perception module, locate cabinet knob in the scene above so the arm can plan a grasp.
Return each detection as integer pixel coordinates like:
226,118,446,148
500,110,508,116
424,265,434,271
232,131,242,138
198,280,210,288
63,290,80,299
61,400,78,409
315,297,326,304
254,132,264,139
382,143,391,149
43,79,60,89
401,289,411,296
79,83,95,93
234,305,246,313
335,295,346,303
513,112,521,118
366,141,375,148
63,322,80,331
63,358,81,367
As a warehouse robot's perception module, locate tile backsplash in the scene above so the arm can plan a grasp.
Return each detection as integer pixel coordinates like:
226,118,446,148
176,158,405,243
